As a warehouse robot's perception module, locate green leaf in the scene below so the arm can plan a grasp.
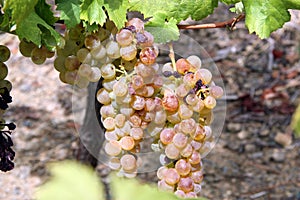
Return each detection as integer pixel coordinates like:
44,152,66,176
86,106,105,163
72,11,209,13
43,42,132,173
104,0,130,29
80,0,107,26
145,12,179,44
292,104,300,138
168,0,218,22
284,0,300,9
55,0,81,28
35,0,57,25
16,12,61,47
3,0,38,24
35,161,104,200
221,0,241,4
243,0,294,38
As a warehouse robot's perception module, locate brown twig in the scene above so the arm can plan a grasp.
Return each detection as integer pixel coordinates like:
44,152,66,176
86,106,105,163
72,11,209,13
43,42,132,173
177,14,245,30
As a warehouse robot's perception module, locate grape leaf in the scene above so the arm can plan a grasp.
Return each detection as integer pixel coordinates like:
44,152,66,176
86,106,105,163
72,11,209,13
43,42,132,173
80,0,107,26
35,0,57,25
3,0,38,24
111,174,208,200
168,0,218,22
292,104,300,138
16,12,61,47
145,12,179,43
221,0,241,4
243,0,296,38
104,0,130,29
55,0,81,28
35,161,104,200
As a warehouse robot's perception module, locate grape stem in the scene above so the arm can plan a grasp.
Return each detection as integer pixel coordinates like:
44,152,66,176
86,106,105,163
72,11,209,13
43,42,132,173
177,14,245,30
168,43,176,72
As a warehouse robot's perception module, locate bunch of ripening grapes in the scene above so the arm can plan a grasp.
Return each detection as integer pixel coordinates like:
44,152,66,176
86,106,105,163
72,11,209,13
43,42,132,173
93,18,224,198
0,45,16,172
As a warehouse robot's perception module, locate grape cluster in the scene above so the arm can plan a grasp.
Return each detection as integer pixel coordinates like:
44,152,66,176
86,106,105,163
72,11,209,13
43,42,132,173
19,40,55,65
0,45,16,172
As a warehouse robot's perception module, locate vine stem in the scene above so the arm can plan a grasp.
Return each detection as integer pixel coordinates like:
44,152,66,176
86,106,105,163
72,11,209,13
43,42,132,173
177,14,245,30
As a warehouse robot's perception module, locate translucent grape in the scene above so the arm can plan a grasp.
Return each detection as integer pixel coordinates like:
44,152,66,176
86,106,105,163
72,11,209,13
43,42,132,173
178,104,193,119
175,159,191,176
129,114,142,127
158,180,174,192
139,31,154,47
160,128,175,145
191,170,204,184
189,151,201,165
77,48,92,63
120,136,135,150
130,127,143,140
90,45,106,60
0,63,8,80
173,133,188,149
0,45,10,62
157,166,168,180
176,58,194,74
84,34,101,50
131,95,145,110
185,93,199,106
75,76,89,88
113,80,128,97
145,98,156,112
175,84,189,98
19,40,35,57
180,118,196,135
101,63,116,79
174,190,186,198
103,117,115,130
104,140,122,156
154,110,167,125
204,126,212,140
210,85,224,99
100,104,116,118
120,45,137,61
31,47,47,65
187,55,202,69
140,47,157,65
88,67,102,82
183,72,196,87
105,130,119,141
164,168,180,185
193,99,205,113
177,177,194,193
106,41,120,59
108,157,121,170
116,29,134,46
102,79,117,91
54,56,67,72
115,114,126,128
186,192,197,198
65,55,80,71
78,63,92,77
203,95,216,109
195,68,212,84
126,18,144,32
120,106,134,117
162,91,179,112
120,154,137,171
135,62,155,78
64,70,78,84
165,143,180,159
167,111,181,124
180,143,193,158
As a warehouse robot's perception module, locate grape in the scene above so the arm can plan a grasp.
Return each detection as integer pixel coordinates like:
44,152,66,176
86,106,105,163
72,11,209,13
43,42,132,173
177,177,194,193
101,63,116,79
175,159,191,176
54,56,67,72
180,143,193,158
131,75,144,90
185,93,199,106
90,45,106,60
154,110,167,125
194,68,212,84
167,111,181,124
120,45,137,61
108,157,121,170
0,63,8,80
84,34,101,50
88,67,102,82
204,126,212,139
157,166,168,180
120,154,137,171
0,80,12,92
145,98,156,112
59,72,67,83
193,99,205,113
77,48,92,63
103,117,115,130
162,91,179,112
191,140,202,151
187,55,202,69
106,41,120,59
164,168,180,185
131,95,145,110
186,192,197,198
116,29,134,46
65,55,80,71
100,104,116,118
203,95,216,109
174,190,186,198
178,104,193,119
140,47,157,65
129,127,143,140
189,151,201,165
129,114,142,127
165,143,180,159
0,45,10,62
114,114,126,128
173,133,188,149
210,85,224,99
105,130,119,141
104,140,122,156
46,50,55,58
158,180,175,192
19,40,36,57
102,78,117,91
78,63,92,78
120,136,135,150
191,170,203,184
113,80,128,97
31,47,47,65
135,62,155,78
183,73,196,87
126,18,144,32
139,31,154,47
75,76,89,88
64,70,78,84
175,84,189,98
176,58,194,74
120,106,134,117
143,112,155,122
180,118,196,135
160,128,175,145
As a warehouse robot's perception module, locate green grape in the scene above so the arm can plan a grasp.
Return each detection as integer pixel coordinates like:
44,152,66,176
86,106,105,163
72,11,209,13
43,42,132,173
0,79,12,91
0,45,11,62
19,40,36,57
65,55,80,71
54,56,67,72
31,47,47,65
0,62,8,80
